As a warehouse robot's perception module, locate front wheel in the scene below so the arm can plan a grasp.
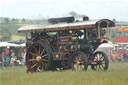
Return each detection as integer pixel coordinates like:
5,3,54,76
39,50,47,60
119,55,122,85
91,51,109,71
71,51,88,71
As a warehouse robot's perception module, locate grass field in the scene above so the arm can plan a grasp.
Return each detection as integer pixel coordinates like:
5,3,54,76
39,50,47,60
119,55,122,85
0,24,32,40
0,62,128,85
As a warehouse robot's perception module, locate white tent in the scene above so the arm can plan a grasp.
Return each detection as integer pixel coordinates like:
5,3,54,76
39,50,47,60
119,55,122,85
16,43,26,47
0,42,20,47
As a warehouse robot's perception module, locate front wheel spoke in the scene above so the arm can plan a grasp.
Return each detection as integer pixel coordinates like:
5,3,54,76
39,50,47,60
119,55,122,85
79,65,82,70
76,64,79,71
78,55,82,61
101,64,105,69
73,64,77,70
78,66,81,71
80,61,84,64
95,65,97,70
100,56,104,60
102,61,105,64
80,65,84,70
99,65,104,70
96,54,100,61
98,65,101,70
100,65,104,70
94,57,98,61
99,54,102,58
31,63,38,68
100,57,104,61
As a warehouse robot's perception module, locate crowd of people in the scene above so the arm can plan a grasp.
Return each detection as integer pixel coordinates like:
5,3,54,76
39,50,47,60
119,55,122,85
0,47,26,67
110,48,128,62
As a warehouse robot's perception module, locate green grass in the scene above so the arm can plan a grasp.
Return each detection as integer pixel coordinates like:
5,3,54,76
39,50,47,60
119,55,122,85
0,62,128,85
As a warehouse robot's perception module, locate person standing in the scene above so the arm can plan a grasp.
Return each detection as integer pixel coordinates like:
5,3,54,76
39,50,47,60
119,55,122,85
1,49,6,67
123,50,128,62
10,49,15,66
22,49,26,65
5,47,10,66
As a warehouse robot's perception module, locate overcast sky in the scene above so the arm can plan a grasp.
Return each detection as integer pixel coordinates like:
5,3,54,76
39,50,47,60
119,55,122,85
0,0,128,21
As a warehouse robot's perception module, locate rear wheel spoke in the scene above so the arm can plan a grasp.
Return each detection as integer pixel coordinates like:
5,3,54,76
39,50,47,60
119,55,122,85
34,46,38,52
38,46,41,55
29,52,37,56
42,54,48,58
36,65,42,72
31,63,38,69
41,49,45,56
28,59,36,62
41,58,48,62
41,61,48,67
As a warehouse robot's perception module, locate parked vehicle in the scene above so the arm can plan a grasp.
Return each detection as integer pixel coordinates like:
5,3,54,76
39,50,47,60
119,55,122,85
18,17,115,72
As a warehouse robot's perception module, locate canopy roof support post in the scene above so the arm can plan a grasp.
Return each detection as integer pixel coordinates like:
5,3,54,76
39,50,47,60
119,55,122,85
106,22,110,39
85,29,88,39
25,33,27,42
97,22,101,39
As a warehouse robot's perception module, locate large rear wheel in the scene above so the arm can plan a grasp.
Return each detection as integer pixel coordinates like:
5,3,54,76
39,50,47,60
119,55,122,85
26,42,53,72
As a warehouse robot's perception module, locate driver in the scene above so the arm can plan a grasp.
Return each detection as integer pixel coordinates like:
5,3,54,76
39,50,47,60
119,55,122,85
89,29,97,39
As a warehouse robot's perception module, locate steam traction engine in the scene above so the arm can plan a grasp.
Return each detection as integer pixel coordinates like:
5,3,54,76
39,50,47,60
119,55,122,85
18,17,115,72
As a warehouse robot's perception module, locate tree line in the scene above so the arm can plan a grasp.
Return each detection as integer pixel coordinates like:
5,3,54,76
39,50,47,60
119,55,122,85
0,17,48,24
